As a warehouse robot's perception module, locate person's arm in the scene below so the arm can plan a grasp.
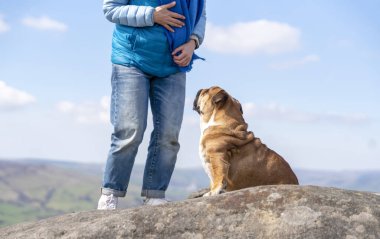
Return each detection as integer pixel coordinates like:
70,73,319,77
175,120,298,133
191,0,207,48
103,0,155,27
103,0,185,30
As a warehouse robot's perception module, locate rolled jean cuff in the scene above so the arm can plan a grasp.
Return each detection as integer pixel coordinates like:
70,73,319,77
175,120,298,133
141,189,165,198
101,187,126,197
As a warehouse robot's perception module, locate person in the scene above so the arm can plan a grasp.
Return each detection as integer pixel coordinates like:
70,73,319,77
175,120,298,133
97,0,206,210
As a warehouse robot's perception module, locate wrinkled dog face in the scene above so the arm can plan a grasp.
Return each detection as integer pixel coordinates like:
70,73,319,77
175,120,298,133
193,86,226,116
193,86,243,120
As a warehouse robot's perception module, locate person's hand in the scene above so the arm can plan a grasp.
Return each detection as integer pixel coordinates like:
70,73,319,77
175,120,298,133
172,40,196,67
153,1,185,32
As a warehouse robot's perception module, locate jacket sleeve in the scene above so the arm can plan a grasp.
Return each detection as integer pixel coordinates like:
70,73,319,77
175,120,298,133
191,0,207,46
103,0,155,27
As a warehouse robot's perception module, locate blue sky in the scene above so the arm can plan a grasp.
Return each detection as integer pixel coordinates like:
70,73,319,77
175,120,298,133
0,0,379,170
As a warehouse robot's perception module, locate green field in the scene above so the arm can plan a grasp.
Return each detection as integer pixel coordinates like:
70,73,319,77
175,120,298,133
0,160,208,227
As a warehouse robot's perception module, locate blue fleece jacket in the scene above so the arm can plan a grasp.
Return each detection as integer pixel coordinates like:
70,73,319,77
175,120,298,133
103,0,206,77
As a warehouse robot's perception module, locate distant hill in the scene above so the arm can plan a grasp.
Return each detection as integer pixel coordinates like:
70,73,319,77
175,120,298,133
0,159,379,227
0,159,208,227
295,169,380,192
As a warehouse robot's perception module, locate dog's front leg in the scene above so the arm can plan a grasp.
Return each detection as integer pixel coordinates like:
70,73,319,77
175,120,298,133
203,153,230,197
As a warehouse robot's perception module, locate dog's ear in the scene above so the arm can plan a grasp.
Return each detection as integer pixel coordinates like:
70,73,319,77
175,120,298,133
212,90,228,108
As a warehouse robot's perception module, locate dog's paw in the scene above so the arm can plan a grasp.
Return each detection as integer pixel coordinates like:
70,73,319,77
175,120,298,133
203,191,219,197
202,191,212,197
203,187,225,197
188,188,210,199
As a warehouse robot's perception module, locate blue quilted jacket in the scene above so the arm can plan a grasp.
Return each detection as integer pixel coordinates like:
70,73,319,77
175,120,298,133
103,0,206,77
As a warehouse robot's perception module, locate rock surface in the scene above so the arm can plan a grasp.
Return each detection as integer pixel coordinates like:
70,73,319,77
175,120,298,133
1,185,379,239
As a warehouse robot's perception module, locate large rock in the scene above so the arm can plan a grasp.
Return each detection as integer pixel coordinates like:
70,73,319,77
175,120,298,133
1,185,379,239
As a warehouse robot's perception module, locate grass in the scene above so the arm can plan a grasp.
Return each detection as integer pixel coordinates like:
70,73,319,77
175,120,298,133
0,203,60,227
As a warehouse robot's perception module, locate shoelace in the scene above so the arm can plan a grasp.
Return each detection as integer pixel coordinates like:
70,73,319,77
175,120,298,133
106,195,115,202
105,195,117,209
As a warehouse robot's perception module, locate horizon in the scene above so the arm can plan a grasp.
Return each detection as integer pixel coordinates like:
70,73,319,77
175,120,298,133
2,157,380,173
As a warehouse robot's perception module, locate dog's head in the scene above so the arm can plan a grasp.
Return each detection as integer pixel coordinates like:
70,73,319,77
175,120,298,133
193,86,243,121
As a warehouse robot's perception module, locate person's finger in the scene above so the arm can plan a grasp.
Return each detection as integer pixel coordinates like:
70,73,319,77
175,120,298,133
174,56,190,66
165,19,182,28
164,24,175,32
177,56,190,66
173,56,183,63
174,52,188,61
172,46,184,56
161,1,176,9
177,60,190,67
174,59,187,67
168,18,185,27
169,12,186,20
180,58,190,65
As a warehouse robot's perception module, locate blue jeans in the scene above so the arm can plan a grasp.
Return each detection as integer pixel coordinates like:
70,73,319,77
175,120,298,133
101,64,186,198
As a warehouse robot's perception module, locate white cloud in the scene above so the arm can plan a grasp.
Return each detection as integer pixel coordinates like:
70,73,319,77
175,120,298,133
270,54,320,70
0,15,10,33
22,16,68,32
204,20,301,55
56,101,75,113
0,81,36,110
243,102,370,125
56,96,110,124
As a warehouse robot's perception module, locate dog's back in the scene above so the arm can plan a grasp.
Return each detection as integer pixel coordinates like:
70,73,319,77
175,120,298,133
225,137,299,191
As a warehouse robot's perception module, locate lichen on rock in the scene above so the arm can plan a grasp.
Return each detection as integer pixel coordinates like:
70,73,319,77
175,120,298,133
0,185,379,239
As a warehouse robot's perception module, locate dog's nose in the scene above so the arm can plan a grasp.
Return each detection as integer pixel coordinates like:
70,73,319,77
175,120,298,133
193,89,203,114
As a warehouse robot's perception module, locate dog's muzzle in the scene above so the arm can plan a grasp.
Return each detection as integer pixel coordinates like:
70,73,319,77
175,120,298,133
193,89,203,114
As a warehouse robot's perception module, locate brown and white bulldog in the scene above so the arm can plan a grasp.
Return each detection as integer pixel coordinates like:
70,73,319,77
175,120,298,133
193,86,299,196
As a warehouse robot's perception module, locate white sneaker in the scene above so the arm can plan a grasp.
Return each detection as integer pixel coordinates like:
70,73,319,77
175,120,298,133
143,198,169,206
97,194,118,210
